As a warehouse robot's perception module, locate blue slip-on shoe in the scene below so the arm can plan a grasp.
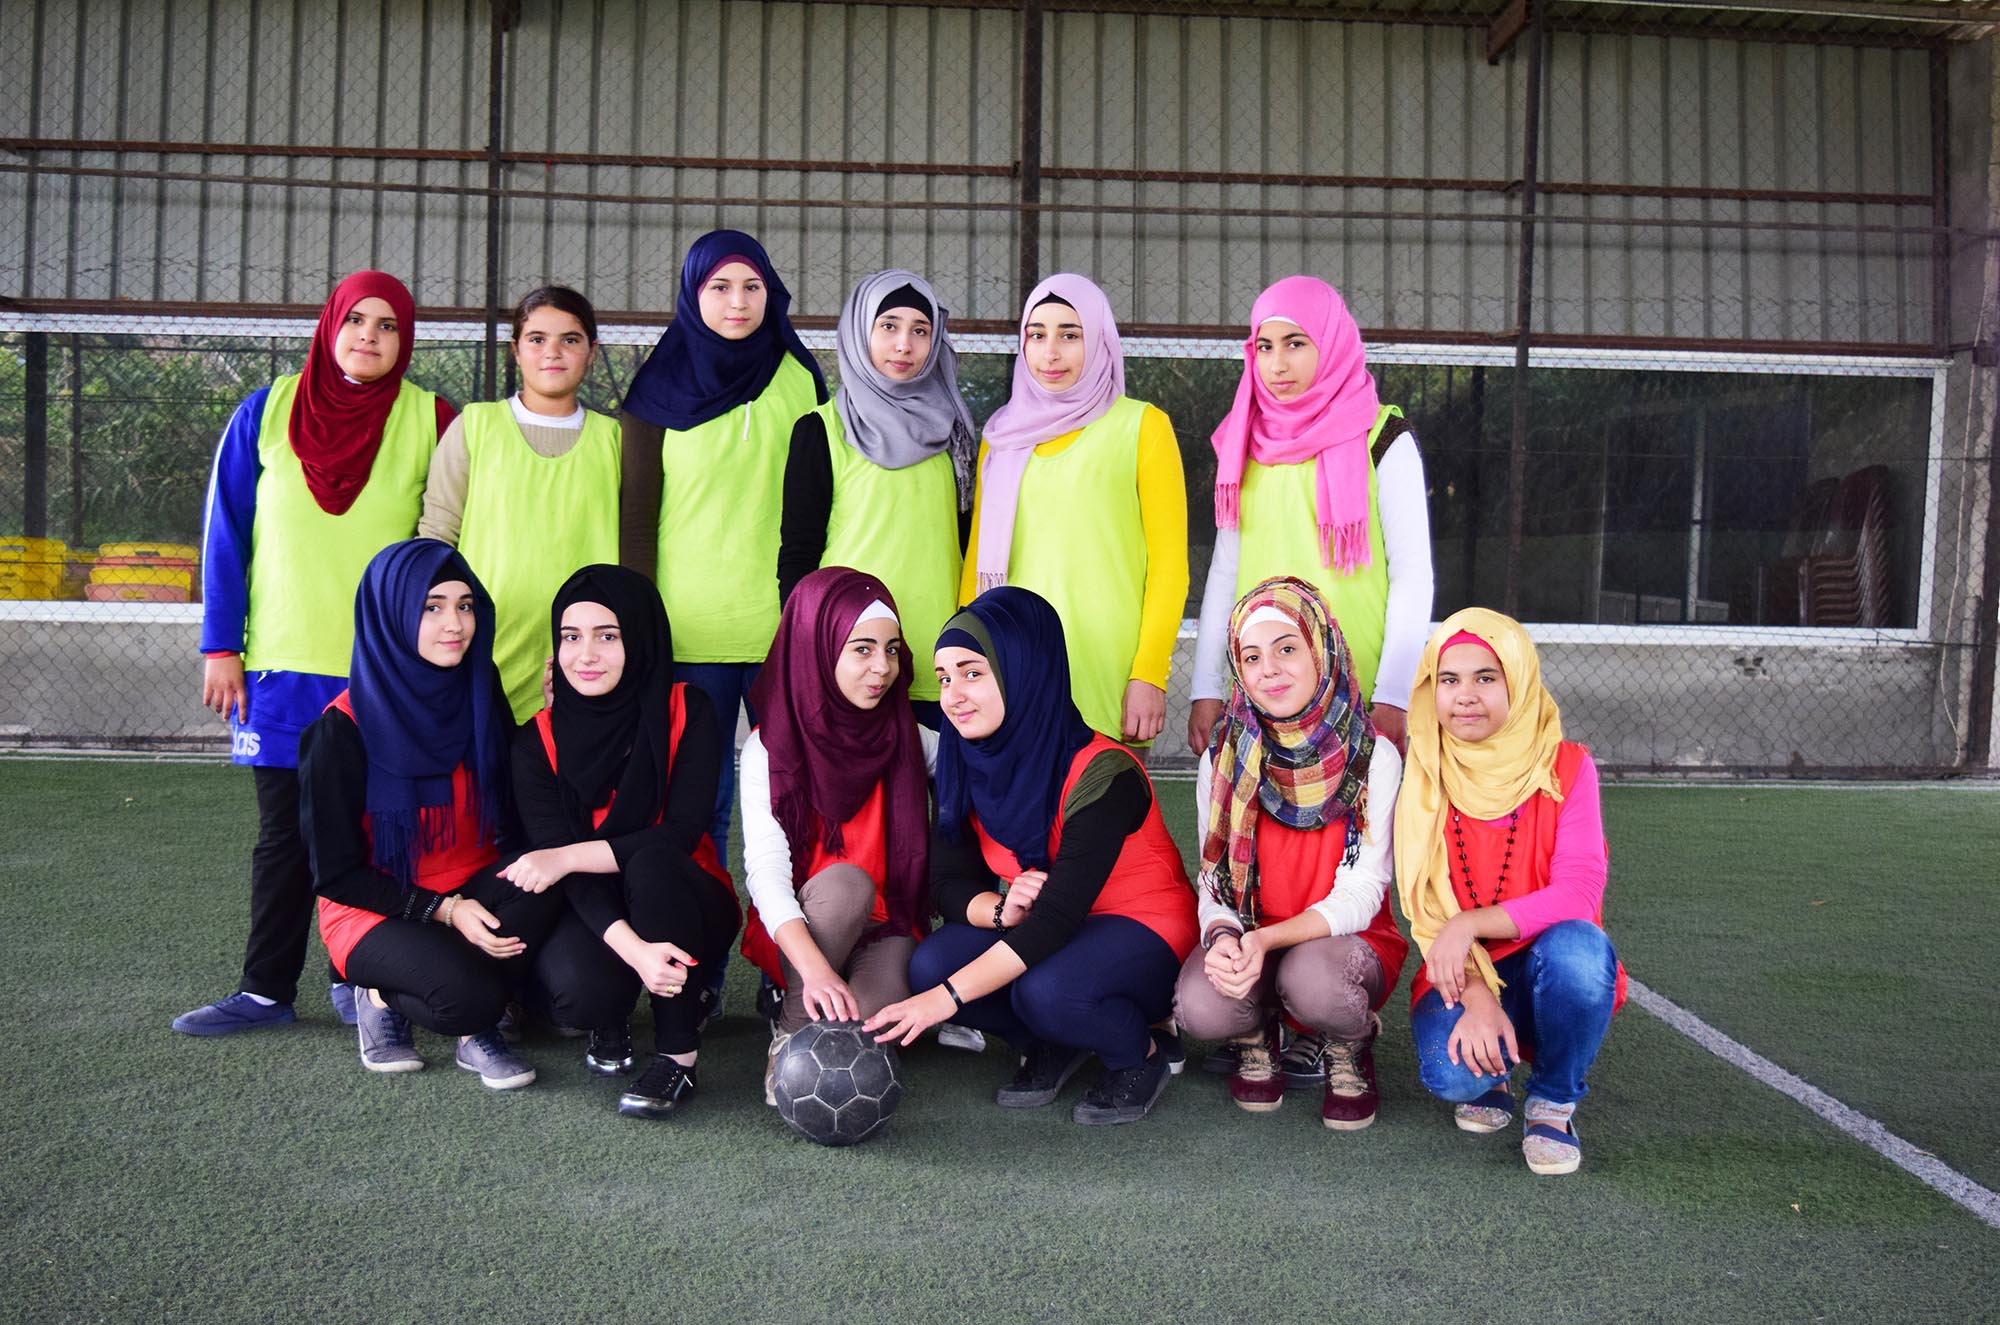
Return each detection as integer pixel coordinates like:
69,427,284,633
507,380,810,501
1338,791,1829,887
171,992,297,1037
329,981,359,1027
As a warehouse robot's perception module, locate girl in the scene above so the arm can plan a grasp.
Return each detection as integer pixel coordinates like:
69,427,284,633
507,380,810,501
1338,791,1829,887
503,565,737,1119
1176,577,1407,1129
177,271,453,1037
420,286,620,723
959,276,1187,746
1395,608,1623,1176
1188,275,1433,757
618,229,827,866
739,567,936,1104
865,588,1198,1127
776,270,975,727
299,539,552,1089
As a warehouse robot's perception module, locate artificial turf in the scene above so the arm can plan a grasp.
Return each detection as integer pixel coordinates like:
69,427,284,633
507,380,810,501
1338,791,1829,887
1,758,1995,1323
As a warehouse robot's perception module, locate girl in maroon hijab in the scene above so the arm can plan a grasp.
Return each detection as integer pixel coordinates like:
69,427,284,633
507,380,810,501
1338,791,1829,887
738,566,936,1104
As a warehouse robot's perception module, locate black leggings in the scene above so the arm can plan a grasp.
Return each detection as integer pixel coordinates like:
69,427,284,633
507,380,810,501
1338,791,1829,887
241,766,335,1003
344,867,564,1037
530,844,740,1055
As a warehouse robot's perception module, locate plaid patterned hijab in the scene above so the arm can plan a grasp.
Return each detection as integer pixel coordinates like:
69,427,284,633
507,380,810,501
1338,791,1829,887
1197,576,1373,928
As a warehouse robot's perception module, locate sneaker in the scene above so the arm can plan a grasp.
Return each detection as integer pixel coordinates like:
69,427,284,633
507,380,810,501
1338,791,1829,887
1281,1029,1327,1090
1072,1048,1171,1126
496,1001,527,1044
1151,1025,1187,1076
1227,1025,1284,1113
1454,1086,1517,1134
1319,1016,1380,1131
619,1054,696,1119
1201,1041,1242,1076
456,1029,536,1090
993,1043,1091,1109
1522,1096,1581,1176
171,991,297,1037
586,1023,635,1076
355,991,423,1074
764,1030,792,1107
936,1023,987,1053
329,982,359,1027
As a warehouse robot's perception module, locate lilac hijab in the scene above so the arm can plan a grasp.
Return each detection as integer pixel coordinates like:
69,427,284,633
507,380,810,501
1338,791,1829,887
973,274,1126,591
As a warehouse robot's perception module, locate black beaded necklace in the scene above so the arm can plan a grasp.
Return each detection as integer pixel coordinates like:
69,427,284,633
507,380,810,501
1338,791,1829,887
1449,807,1520,907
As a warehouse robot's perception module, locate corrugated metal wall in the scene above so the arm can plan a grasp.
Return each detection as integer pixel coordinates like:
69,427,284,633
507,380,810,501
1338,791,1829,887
0,0,1943,346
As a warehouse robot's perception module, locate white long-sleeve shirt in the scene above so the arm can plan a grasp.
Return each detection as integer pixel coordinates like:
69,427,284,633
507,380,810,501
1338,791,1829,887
738,725,940,933
1191,433,1434,710
1193,739,1402,939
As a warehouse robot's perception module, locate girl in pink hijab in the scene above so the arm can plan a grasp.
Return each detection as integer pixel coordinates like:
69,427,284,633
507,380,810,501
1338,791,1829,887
958,275,1188,748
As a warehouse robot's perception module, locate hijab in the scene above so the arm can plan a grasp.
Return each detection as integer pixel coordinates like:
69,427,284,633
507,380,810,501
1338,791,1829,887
291,270,419,515
933,586,1098,869
345,538,510,886
1210,275,1383,573
546,565,677,840
748,566,931,937
1394,608,1566,995
1198,576,1374,928
620,229,827,431
973,275,1127,591
833,269,978,508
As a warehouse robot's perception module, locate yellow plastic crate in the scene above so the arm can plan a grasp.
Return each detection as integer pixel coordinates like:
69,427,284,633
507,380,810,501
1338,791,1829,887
98,541,198,563
89,564,194,596
0,536,67,599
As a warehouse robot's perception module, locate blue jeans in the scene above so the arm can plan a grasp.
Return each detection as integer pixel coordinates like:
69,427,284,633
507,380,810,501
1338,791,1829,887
1411,919,1617,1107
909,917,1180,1071
677,661,760,870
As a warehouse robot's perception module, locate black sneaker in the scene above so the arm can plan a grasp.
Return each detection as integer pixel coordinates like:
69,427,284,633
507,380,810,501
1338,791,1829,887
586,1023,635,1076
1151,1025,1187,1076
1072,1049,1171,1126
1202,1041,1241,1075
993,1043,1091,1109
618,1055,696,1119
1282,1029,1329,1090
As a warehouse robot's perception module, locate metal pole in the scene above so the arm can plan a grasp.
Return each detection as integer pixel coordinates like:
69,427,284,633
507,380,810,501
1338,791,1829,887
24,332,48,540
1501,2,1544,616
483,1,510,401
1017,0,1044,305
68,333,84,549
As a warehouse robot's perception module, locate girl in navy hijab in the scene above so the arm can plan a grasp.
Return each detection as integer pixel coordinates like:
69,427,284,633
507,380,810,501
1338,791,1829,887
864,588,1199,1126
300,539,559,1089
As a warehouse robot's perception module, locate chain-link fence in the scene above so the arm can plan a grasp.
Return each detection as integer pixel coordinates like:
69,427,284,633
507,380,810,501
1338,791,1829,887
4,0,1996,772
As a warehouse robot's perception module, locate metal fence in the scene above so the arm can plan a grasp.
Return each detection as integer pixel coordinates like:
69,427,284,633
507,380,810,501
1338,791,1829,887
3,0,1996,773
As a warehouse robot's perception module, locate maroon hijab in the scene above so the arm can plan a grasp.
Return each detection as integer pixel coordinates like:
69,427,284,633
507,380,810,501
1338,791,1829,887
749,567,930,939
291,270,419,514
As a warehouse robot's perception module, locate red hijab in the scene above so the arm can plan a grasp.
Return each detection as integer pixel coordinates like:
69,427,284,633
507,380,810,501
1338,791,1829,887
291,271,418,514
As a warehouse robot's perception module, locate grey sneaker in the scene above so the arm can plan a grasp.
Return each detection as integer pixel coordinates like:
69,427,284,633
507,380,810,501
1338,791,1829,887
994,1043,1091,1108
1281,1029,1328,1089
356,990,423,1074
936,1023,987,1053
764,1029,792,1108
1073,1048,1172,1126
456,1029,536,1090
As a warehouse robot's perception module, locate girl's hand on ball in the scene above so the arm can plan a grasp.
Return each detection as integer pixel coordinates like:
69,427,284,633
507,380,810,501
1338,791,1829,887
802,968,860,1022
863,986,955,1047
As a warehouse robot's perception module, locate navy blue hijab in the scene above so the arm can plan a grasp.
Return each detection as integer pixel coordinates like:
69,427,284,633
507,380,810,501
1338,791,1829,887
346,538,511,886
620,229,827,431
933,587,1098,870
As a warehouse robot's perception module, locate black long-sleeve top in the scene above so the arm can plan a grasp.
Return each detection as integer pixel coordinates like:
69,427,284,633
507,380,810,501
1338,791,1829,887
297,708,522,922
929,750,1153,968
507,686,723,938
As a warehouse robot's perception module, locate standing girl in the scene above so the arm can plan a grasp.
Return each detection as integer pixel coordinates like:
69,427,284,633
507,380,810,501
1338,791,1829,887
504,565,737,1119
618,229,827,865
776,270,975,726
420,286,620,723
865,588,1198,1126
177,272,453,1036
739,567,936,1103
300,539,550,1089
1394,609,1623,1175
1188,275,1433,757
959,276,1187,746
1175,577,1406,1129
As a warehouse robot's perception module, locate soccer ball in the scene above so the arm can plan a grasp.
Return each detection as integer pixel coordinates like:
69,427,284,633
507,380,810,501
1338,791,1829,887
772,1021,904,1147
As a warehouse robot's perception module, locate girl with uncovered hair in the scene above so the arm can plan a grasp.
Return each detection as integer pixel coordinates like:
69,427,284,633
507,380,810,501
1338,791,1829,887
865,588,1198,1126
178,272,454,1037
739,567,937,1104
1395,609,1624,1176
776,270,976,728
1177,576,1407,1129
504,565,738,1119
420,286,620,723
301,539,553,1088
959,276,1187,746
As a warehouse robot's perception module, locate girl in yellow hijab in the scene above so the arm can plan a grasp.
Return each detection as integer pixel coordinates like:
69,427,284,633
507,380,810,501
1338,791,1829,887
1392,608,1624,1176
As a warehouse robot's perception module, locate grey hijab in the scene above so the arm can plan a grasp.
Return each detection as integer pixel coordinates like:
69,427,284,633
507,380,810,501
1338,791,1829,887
833,269,978,508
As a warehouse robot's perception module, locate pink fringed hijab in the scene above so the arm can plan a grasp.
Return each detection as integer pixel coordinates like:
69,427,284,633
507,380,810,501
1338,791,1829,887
1210,276,1381,573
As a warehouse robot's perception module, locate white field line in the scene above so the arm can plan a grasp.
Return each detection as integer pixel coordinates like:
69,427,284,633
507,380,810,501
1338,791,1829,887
1627,977,2000,1232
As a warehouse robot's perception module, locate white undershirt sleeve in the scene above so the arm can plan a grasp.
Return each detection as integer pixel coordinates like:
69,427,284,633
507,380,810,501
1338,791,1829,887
737,732,806,932
1306,741,1402,937
1191,527,1241,704
1371,434,1435,710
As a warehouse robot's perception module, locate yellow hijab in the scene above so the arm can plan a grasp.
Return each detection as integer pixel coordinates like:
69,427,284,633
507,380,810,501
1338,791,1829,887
1393,608,1564,997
